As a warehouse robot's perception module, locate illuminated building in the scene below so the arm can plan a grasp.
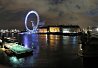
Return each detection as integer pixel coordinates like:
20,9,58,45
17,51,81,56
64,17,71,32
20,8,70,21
38,25,80,35
49,27,60,33
38,27,48,33
62,25,81,35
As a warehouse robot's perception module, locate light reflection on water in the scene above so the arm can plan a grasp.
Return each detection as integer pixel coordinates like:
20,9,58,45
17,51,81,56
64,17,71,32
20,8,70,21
0,34,79,67
9,55,37,67
21,34,39,48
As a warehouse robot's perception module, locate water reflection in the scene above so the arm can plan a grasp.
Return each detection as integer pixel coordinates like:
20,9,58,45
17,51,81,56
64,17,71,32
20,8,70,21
38,34,61,49
21,34,39,49
0,34,82,68
9,55,37,67
63,36,78,48
38,34,78,50
8,34,40,67
49,35,61,49
62,36,70,45
9,56,24,67
21,34,39,56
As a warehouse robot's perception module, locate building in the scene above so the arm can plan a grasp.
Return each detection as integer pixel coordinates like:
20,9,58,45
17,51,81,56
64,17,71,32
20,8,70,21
38,25,81,35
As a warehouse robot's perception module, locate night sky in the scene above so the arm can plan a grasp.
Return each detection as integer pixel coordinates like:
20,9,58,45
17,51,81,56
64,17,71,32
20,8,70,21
0,0,98,30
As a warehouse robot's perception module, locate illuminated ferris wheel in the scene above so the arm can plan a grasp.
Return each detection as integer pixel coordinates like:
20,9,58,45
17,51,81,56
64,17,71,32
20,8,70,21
25,10,40,33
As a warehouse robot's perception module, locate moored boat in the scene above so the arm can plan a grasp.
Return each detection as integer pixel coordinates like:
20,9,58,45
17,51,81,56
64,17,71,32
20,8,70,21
4,43,33,57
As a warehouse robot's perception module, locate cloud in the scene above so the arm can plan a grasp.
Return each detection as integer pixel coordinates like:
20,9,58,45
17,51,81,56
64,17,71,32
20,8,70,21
0,0,98,29
0,0,96,12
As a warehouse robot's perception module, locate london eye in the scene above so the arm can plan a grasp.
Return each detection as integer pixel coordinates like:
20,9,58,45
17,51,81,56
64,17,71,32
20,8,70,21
25,10,40,33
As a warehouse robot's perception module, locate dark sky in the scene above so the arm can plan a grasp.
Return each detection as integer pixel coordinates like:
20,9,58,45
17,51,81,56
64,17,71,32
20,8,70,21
0,0,98,30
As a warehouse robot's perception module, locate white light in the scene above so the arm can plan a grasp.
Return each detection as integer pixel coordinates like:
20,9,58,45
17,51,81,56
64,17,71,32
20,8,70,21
80,48,83,50
79,44,83,50
63,29,70,33
96,28,98,31
63,31,70,33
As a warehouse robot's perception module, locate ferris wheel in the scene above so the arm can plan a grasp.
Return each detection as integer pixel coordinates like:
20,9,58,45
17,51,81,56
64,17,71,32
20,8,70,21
25,10,40,33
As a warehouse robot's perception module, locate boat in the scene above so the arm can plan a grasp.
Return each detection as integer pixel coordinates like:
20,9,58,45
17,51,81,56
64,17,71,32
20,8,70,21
4,43,33,57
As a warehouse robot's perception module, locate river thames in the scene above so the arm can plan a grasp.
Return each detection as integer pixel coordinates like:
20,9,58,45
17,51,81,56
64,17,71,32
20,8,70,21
0,34,84,68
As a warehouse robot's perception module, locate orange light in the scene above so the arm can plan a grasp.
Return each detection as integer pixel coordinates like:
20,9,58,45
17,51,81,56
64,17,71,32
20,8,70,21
49,27,60,32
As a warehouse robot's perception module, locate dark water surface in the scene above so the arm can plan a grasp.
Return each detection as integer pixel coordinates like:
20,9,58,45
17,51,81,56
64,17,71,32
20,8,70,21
0,34,84,68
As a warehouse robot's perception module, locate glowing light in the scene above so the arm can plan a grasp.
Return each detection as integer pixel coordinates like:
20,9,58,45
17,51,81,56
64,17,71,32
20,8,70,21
23,35,29,48
79,44,83,50
9,56,24,65
63,29,70,33
38,29,47,33
96,28,98,31
25,10,40,33
49,27,60,32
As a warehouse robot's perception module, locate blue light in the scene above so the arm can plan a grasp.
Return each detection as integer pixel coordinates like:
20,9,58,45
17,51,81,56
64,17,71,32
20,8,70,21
24,35,29,48
22,34,39,49
25,10,40,33
22,34,32,48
